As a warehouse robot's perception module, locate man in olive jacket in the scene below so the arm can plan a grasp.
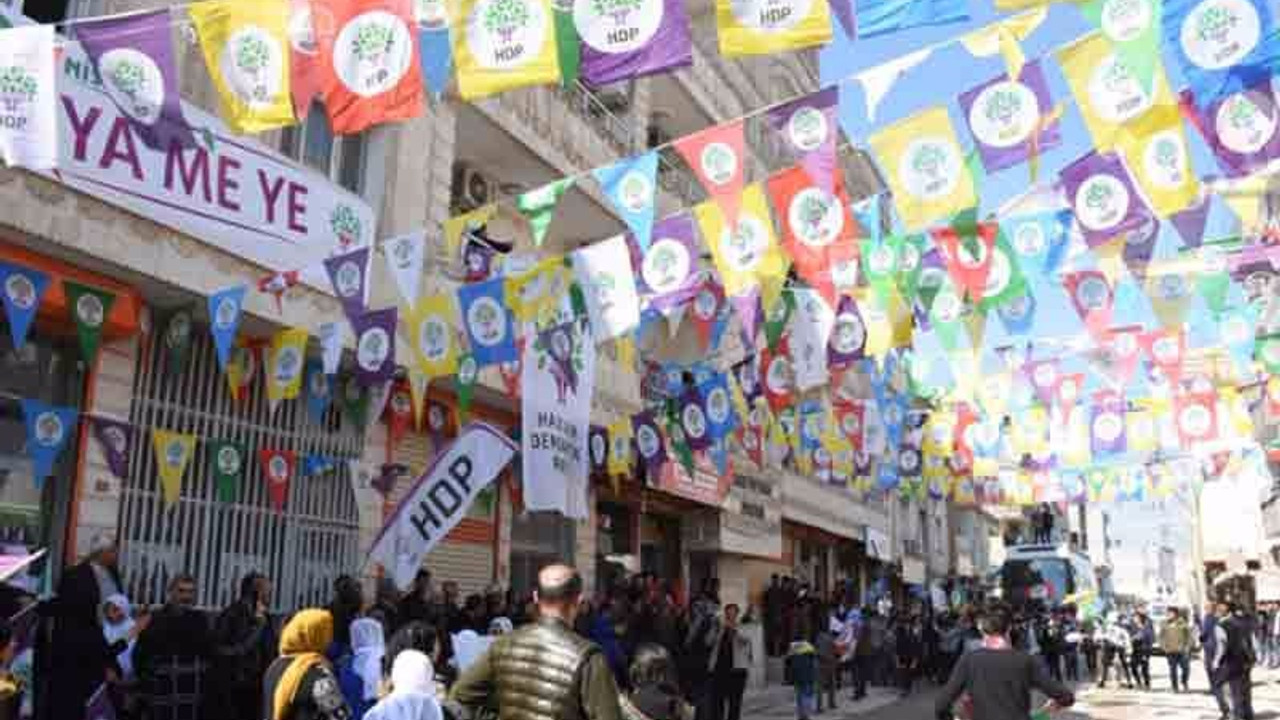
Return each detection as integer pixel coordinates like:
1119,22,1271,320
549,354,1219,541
450,565,621,720
1159,608,1193,692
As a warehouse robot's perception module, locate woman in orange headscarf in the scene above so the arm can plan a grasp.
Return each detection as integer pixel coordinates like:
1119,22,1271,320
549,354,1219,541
262,609,352,720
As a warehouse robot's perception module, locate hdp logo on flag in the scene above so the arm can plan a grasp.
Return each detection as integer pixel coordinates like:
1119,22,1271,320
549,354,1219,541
0,262,49,352
21,399,78,487
207,285,246,372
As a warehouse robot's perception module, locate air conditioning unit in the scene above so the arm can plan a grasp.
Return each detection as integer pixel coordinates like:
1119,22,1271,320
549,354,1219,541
451,162,496,211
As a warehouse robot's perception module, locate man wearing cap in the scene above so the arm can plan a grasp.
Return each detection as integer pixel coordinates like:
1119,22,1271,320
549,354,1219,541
449,564,622,720
44,534,125,719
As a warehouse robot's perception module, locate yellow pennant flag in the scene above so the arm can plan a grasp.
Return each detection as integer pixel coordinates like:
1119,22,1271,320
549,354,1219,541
504,256,569,326
1145,259,1197,330
869,106,976,231
694,184,790,301
606,417,633,478
958,7,1048,80
451,0,560,100
1221,388,1255,438
188,0,294,134
152,429,196,507
445,204,498,259
1056,32,1175,152
716,0,832,58
1127,402,1159,453
1117,103,1199,217
405,294,461,380
266,327,308,408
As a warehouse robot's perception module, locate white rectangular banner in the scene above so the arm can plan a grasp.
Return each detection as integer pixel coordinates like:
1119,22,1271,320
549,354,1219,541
521,318,596,519
789,288,833,391
365,423,517,590
571,235,640,341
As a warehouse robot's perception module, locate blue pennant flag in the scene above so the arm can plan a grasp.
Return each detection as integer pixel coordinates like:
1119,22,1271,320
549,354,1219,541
207,285,246,372
0,262,49,352
593,151,659,251
997,290,1038,337
699,373,738,440
418,25,453,99
876,458,901,491
1220,303,1261,373
21,399,78,487
852,195,883,241
302,453,336,478
1003,211,1071,280
855,0,970,38
304,361,331,423
457,278,518,367
1164,0,1280,105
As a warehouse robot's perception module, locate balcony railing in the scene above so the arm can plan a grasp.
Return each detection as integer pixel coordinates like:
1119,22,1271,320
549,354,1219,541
555,80,637,155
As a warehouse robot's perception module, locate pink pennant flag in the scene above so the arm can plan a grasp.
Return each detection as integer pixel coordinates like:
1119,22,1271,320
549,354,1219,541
675,120,747,231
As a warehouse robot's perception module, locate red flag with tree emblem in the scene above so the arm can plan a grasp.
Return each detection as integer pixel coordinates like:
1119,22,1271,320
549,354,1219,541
259,448,296,512
318,0,423,134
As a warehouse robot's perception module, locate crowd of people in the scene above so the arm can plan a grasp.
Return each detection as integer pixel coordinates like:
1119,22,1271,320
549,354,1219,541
0,536,1272,720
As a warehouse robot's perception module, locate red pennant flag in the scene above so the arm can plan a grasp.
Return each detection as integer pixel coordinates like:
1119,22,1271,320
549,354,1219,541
930,219,999,304
288,0,334,120
690,278,725,350
1062,270,1114,338
1102,325,1146,386
761,337,795,412
767,166,858,304
386,379,415,448
1141,328,1187,389
674,120,746,231
952,403,977,471
836,401,865,452
1175,390,1218,448
260,449,296,512
317,0,423,135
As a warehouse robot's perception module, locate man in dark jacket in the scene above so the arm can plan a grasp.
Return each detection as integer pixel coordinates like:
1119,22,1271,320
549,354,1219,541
134,574,213,720
935,609,1074,720
43,534,123,720
205,573,275,720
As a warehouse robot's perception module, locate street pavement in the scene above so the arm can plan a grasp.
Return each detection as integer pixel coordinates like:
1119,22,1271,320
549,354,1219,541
741,660,1280,720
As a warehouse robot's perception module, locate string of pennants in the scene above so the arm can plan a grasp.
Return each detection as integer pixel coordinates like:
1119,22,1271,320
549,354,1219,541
3,0,1280,513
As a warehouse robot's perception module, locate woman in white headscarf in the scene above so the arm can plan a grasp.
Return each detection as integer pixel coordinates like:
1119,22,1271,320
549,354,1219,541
365,650,442,720
100,594,141,680
338,617,386,718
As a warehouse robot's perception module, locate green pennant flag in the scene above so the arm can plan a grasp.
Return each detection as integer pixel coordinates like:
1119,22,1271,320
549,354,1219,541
763,291,795,352
209,440,245,503
160,305,196,379
457,353,478,422
1080,0,1161,93
666,401,695,474
569,281,588,321
978,231,1028,313
340,375,369,429
1197,270,1234,317
861,236,899,306
516,178,575,246
553,3,580,88
894,233,928,303
63,281,116,365
928,278,965,352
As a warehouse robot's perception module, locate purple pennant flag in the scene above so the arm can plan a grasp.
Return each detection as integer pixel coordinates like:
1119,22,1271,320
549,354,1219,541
1183,74,1280,179
580,0,692,87
75,10,192,152
1121,214,1161,277
351,308,397,387
959,61,1060,173
629,214,700,314
1059,151,1151,249
829,296,867,367
830,0,856,37
1169,195,1211,250
323,247,371,323
679,387,712,451
632,410,667,478
766,87,840,194
89,415,132,481
733,289,762,348
1089,393,1127,457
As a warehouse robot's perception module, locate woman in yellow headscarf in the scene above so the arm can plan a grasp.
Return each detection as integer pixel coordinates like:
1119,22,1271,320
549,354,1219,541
262,608,352,720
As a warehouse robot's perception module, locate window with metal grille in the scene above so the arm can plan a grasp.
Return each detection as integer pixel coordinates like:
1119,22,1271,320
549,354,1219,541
118,328,364,612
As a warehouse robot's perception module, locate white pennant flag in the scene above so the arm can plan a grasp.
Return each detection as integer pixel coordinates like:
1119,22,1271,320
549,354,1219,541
790,289,835,391
0,25,57,170
855,47,933,123
571,235,641,342
318,321,343,375
383,232,427,308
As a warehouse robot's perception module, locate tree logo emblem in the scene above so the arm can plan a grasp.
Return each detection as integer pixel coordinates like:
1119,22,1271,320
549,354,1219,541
788,105,828,151
214,297,239,330
469,0,548,70
1088,54,1151,124
219,26,284,107
218,445,242,475
334,11,413,97
4,273,35,310
641,238,691,293
788,188,842,247
467,296,507,346
700,142,738,186
99,49,165,125
720,215,766,272
165,438,188,468
330,205,363,249
0,65,37,115
575,0,661,53
358,327,390,371
275,346,302,383
1184,0,1259,70
77,293,105,328
420,315,450,361
335,260,363,298
1144,132,1186,188
618,169,653,213
1074,174,1129,231
970,81,1038,148
34,412,62,446
899,138,959,200
1101,0,1152,43
1216,90,1276,154
268,455,289,482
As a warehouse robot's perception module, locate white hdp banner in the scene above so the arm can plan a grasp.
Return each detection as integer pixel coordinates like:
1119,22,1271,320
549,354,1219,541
383,232,427,308
571,235,641,340
365,423,517,590
521,318,596,519
0,25,57,170
790,288,834,391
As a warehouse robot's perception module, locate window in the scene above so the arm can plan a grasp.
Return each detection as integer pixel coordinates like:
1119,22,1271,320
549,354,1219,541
280,102,367,194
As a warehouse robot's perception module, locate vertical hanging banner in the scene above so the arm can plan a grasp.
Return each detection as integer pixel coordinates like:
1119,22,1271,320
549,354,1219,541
89,415,132,481
766,87,840,193
63,281,116,367
151,428,196,507
383,232,427,308
1183,70,1280,178
958,61,1060,173
0,25,57,170
452,0,561,99
260,449,296,512
352,308,397,386
630,213,701,315
304,361,332,422
207,285,247,372
522,320,596,518
715,0,833,57
317,0,423,134
572,235,642,340
1059,151,1152,249
695,183,790,304
1164,0,1278,105
870,106,976,231
594,151,659,251
790,288,835,391
416,0,455,98
674,120,747,230
0,262,48,352
75,9,194,151
189,0,295,135
577,0,692,85
21,400,78,487
1117,103,1199,216
324,246,372,323
209,440,245,502
267,327,309,411
767,165,855,302
1056,32,1173,151
1063,270,1115,337
458,278,518,366
406,293,461,379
